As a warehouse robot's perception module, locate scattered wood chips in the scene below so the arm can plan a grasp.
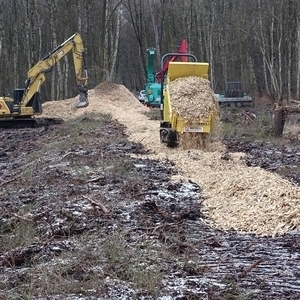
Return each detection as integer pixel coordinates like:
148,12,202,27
40,81,300,237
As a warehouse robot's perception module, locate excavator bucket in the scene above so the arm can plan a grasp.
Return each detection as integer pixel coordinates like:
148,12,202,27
76,85,89,108
76,92,88,108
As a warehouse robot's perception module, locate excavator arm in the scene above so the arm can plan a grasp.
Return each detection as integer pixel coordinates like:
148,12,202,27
24,32,88,109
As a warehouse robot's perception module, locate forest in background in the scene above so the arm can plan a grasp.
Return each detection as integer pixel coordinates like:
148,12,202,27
0,0,299,104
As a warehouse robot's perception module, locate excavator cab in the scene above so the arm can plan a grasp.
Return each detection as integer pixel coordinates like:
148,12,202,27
13,88,25,104
11,88,42,113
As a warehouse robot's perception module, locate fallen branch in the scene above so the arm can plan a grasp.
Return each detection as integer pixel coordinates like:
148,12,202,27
0,177,18,186
11,213,33,222
60,152,73,160
137,191,160,197
285,105,300,113
290,99,300,104
86,175,105,183
152,221,183,233
82,195,109,214
238,258,265,278
241,110,264,134
125,220,183,234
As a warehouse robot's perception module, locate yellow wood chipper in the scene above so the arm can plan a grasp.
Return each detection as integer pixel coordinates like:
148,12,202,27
159,53,217,147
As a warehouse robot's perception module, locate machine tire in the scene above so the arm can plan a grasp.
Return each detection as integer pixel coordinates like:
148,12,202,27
160,128,168,144
166,130,177,147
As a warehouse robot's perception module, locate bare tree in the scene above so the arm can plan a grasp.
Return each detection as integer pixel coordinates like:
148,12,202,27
0,0,299,102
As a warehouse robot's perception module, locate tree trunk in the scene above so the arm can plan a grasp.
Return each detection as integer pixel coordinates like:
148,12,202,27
297,16,300,99
108,6,121,81
148,0,160,60
257,0,269,96
208,2,215,89
46,0,60,100
99,0,107,82
12,2,19,88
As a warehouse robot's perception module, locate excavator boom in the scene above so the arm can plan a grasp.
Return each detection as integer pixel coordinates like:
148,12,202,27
25,32,88,108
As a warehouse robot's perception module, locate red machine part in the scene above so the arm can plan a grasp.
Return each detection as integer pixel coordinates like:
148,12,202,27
156,39,188,83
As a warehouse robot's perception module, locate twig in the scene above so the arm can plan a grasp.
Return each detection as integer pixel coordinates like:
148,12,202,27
0,177,17,186
82,195,109,214
11,213,33,222
152,220,183,233
238,258,265,278
125,221,183,234
241,110,264,134
290,99,300,104
60,152,73,160
137,191,159,196
86,175,105,183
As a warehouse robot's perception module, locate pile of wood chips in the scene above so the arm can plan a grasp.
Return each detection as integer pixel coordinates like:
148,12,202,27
169,76,219,119
169,76,221,149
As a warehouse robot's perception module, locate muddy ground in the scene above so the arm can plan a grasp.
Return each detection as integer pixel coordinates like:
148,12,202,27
0,102,300,299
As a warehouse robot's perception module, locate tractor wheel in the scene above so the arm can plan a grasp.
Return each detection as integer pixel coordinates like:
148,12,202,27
167,130,177,147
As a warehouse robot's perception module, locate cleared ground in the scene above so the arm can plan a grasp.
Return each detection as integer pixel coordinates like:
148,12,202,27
1,82,300,299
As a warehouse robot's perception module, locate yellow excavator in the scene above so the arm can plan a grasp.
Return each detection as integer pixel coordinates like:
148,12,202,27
0,32,88,128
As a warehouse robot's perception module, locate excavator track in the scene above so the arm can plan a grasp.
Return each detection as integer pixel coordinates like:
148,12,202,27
0,117,64,129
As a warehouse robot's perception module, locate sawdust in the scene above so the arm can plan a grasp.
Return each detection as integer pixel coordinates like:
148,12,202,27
40,81,300,237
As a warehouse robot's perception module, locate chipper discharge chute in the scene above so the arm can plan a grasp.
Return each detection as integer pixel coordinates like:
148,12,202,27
159,54,219,148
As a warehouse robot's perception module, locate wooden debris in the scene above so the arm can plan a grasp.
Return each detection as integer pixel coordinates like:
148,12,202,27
238,258,265,278
82,195,109,214
86,175,105,183
11,213,33,222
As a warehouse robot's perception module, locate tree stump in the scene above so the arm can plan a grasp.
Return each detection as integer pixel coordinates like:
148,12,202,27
274,106,288,137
